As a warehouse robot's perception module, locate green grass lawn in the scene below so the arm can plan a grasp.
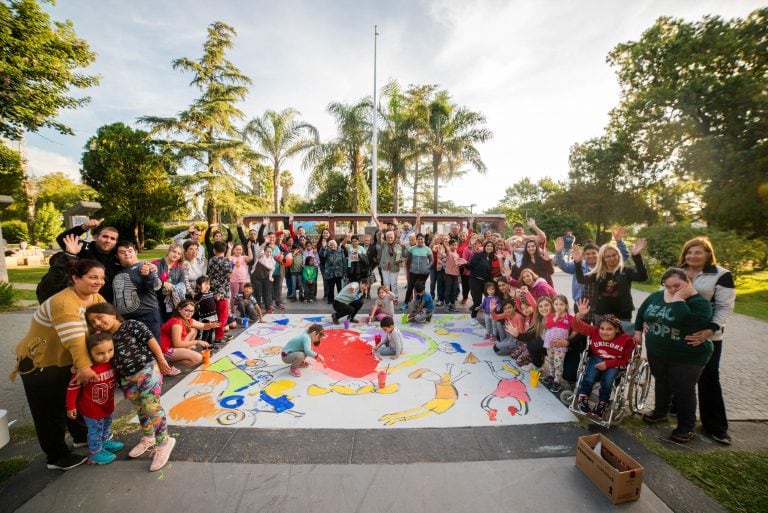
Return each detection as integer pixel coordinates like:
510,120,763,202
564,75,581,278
7,268,49,284
633,270,768,322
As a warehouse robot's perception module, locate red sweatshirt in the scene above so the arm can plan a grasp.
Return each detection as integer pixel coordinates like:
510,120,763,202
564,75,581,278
571,317,635,369
66,361,116,419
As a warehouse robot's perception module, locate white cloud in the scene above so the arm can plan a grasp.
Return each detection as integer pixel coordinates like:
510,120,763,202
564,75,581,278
23,145,81,182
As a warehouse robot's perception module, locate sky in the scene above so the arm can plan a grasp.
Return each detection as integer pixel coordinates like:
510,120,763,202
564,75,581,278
24,0,765,213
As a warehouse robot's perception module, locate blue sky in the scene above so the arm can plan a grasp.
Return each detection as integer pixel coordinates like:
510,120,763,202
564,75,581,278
25,0,765,212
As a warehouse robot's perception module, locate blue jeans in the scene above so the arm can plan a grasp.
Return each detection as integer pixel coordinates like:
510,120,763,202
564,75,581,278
578,356,620,403
84,414,113,454
130,309,162,342
291,272,304,299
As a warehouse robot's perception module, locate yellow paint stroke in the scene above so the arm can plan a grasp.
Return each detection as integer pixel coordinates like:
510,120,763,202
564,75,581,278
264,379,295,397
307,381,399,396
463,352,480,364
261,346,282,356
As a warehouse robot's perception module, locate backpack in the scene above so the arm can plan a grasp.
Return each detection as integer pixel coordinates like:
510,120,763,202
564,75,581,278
36,252,75,303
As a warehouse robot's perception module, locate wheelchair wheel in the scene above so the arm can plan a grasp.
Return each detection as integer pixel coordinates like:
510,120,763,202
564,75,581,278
629,360,652,413
560,389,574,406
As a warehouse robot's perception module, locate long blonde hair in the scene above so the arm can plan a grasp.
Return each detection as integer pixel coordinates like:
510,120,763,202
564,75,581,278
586,243,624,279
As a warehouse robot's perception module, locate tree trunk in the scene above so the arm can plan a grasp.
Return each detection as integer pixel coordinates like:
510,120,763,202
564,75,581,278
432,152,441,215
412,161,419,212
22,174,37,245
392,172,400,213
273,162,280,214
133,222,141,250
206,197,217,226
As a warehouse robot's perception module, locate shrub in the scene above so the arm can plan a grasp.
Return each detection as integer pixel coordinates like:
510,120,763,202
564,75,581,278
34,202,63,246
143,238,158,250
0,282,17,311
102,216,165,249
637,224,766,278
1,220,29,244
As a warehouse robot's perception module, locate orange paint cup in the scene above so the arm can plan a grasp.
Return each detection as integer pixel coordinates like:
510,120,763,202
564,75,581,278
377,370,387,389
529,369,540,387
202,349,211,365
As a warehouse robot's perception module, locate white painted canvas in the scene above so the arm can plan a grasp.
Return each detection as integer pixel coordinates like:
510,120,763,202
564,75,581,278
161,314,576,428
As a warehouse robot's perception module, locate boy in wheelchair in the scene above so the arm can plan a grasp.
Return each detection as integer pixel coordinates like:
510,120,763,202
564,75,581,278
572,299,635,418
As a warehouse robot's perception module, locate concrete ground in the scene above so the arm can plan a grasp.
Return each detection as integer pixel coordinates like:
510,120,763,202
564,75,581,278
1,270,764,512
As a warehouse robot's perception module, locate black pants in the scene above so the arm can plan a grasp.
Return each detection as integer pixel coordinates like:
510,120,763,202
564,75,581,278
333,299,363,321
469,277,485,318
648,353,705,434
326,276,343,304
461,274,470,300
444,274,459,305
20,363,88,464
404,272,428,305
698,341,728,436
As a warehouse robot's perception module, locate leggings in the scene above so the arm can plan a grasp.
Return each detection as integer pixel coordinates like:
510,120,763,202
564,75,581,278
469,277,486,318
119,364,168,444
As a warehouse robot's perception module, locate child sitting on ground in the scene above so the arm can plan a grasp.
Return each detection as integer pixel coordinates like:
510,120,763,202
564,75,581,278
66,331,124,465
370,285,395,321
406,281,434,323
542,294,574,393
235,282,264,323
374,316,403,359
572,299,635,418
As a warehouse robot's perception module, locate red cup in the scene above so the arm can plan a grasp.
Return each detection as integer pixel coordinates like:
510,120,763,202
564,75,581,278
374,334,382,346
377,370,387,389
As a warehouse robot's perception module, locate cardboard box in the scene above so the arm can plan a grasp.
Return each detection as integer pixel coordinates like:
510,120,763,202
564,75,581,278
575,433,644,504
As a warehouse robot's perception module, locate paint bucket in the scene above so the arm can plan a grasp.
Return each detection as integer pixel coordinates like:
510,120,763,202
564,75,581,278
401,313,408,324
343,318,350,330
529,369,541,387
377,370,387,389
242,317,250,329
202,349,211,365
0,409,9,448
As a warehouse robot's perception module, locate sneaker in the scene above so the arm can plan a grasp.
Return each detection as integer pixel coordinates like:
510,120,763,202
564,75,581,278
578,396,592,414
277,303,286,310
308,299,314,303
592,401,607,419
298,361,310,368
267,306,276,313
642,412,669,424
289,367,302,377
102,439,125,453
166,366,182,376
436,300,444,306
670,430,695,443
331,313,339,324
448,304,457,312
128,436,156,458
47,453,88,470
72,440,88,449
484,333,491,340
88,449,116,465
521,363,534,372
470,318,479,326
709,432,732,445
400,304,408,311
550,382,562,393
461,299,468,305
149,437,176,472
542,375,555,387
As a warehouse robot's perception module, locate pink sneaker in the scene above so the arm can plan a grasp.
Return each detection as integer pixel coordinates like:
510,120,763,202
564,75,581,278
165,366,181,376
289,368,301,377
149,437,176,472
128,436,156,458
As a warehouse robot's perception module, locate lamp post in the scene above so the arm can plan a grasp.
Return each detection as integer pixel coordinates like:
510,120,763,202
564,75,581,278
0,195,15,282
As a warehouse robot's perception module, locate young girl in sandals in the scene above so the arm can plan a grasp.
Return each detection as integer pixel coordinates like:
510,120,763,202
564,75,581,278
85,303,176,472
159,299,219,372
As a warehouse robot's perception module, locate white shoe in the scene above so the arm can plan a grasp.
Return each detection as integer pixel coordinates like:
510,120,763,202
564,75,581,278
470,318,479,326
150,437,176,472
128,436,156,458
521,363,534,372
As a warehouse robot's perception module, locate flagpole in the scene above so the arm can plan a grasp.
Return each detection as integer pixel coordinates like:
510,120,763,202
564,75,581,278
371,25,379,218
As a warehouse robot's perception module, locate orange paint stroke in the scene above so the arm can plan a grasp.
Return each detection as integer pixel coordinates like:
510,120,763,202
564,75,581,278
169,392,225,423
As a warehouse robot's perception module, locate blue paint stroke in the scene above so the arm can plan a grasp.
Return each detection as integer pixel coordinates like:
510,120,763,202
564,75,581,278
219,395,245,409
234,380,260,393
304,316,325,322
232,350,247,360
259,390,294,413
274,318,290,325
449,342,466,353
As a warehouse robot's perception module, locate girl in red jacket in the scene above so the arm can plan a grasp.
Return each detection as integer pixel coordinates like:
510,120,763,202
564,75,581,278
572,299,635,419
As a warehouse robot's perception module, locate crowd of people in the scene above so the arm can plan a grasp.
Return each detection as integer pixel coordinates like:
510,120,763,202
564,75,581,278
11,213,736,473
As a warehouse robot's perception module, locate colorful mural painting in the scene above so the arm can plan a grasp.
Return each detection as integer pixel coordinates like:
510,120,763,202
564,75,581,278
161,314,575,428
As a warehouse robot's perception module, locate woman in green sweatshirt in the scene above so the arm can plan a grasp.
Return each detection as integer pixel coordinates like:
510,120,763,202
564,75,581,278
634,267,713,443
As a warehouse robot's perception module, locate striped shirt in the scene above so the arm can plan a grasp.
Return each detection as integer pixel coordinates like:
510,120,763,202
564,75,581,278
15,288,105,374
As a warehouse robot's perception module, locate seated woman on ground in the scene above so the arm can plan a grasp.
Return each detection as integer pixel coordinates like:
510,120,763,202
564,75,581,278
159,299,220,372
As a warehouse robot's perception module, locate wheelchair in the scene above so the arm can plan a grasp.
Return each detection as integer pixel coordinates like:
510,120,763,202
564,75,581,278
559,341,652,428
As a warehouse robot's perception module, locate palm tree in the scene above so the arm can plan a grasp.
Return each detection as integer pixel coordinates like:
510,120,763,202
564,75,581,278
244,108,318,214
425,91,493,214
304,99,372,212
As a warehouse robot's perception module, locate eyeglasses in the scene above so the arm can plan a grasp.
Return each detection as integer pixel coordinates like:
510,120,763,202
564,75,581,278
181,308,195,313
